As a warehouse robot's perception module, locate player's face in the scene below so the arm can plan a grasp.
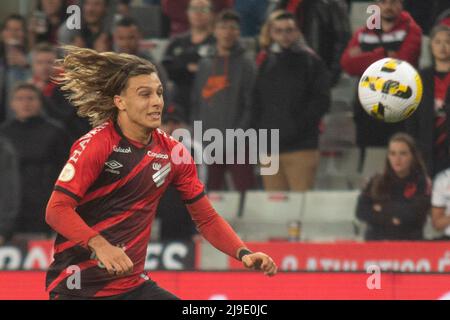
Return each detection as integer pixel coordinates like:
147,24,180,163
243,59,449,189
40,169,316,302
270,19,300,49
377,0,403,22
388,141,413,177
114,26,140,54
431,30,450,63
11,89,42,121
118,73,164,130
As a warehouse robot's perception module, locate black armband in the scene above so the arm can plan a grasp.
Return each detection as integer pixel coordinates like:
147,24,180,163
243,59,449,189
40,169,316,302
238,249,252,261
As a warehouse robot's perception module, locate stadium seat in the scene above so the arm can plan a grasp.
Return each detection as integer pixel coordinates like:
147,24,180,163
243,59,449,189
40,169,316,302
235,191,304,241
315,147,362,190
361,147,387,180
208,191,241,227
301,190,360,241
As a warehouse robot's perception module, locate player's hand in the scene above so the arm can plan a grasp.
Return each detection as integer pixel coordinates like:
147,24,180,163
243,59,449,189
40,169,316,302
242,252,277,277
88,235,134,276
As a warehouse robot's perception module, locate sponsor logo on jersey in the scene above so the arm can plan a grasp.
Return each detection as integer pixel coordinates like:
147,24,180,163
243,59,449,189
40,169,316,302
147,151,169,159
105,160,123,175
69,122,109,164
113,146,132,154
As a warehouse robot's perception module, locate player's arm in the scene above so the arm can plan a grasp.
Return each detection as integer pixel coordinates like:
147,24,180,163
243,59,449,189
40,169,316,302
171,142,276,276
46,135,133,276
186,195,277,276
45,192,133,276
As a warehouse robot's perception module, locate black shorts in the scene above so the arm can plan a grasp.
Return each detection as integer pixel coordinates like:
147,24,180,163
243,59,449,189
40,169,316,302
49,279,180,300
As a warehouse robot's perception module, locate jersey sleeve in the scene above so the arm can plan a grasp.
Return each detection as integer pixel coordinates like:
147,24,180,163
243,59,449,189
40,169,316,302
170,141,205,203
54,134,111,202
432,173,448,208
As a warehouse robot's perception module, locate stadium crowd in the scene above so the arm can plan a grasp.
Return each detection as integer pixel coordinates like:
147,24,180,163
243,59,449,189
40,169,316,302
0,0,449,244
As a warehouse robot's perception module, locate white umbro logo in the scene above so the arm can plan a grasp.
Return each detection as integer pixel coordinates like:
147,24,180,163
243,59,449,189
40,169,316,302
152,163,162,171
105,160,123,170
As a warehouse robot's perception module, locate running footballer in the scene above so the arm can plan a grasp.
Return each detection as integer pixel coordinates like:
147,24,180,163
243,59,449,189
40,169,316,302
45,46,277,300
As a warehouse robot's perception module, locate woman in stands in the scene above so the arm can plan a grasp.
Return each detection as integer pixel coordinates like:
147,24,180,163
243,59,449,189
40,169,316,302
406,24,450,177
356,133,431,240
44,46,276,300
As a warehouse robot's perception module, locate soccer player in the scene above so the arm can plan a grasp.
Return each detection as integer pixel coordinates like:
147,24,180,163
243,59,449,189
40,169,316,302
45,46,277,300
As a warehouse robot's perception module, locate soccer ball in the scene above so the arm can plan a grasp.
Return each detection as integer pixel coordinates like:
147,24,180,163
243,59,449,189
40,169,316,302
358,58,423,123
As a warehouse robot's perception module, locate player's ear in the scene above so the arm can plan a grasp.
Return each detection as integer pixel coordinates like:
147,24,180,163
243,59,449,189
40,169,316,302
114,95,126,111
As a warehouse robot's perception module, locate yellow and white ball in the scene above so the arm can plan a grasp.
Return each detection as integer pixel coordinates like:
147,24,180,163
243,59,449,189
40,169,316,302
358,58,423,123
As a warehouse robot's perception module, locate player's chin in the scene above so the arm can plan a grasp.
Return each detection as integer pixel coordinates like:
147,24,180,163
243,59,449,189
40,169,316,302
143,118,162,129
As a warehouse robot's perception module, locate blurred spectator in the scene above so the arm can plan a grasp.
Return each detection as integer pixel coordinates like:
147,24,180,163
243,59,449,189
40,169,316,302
58,0,112,51
157,104,206,241
113,17,172,104
403,0,450,35
29,43,90,141
341,0,422,151
162,0,215,118
406,25,450,177
162,104,208,183
431,167,450,240
252,11,330,191
437,9,450,28
161,0,232,36
191,10,256,192
28,0,68,48
0,136,20,245
233,0,269,37
0,83,70,236
0,14,31,123
115,0,132,20
276,0,351,86
356,133,431,241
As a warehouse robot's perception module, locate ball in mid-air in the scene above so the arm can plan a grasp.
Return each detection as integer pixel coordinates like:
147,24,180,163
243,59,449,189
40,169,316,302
358,58,423,123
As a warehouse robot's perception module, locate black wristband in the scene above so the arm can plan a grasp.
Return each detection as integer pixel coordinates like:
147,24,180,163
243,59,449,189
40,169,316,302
238,249,252,261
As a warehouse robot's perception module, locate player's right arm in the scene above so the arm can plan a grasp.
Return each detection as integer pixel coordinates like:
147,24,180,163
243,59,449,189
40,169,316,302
45,127,133,275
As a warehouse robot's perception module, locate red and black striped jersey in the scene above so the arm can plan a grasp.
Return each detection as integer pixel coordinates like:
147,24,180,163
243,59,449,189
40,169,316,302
46,120,204,297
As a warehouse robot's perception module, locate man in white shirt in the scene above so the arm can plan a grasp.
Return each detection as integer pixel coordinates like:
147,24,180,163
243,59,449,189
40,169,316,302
431,169,450,239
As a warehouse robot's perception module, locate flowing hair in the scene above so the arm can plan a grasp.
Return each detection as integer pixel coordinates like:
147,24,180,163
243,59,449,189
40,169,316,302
54,45,157,127
370,133,428,202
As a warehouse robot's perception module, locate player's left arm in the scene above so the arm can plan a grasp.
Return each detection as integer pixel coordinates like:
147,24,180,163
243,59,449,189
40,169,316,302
186,196,277,276
170,142,277,276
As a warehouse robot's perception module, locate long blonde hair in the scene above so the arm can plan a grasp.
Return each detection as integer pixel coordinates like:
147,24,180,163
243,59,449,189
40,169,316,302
258,10,294,50
54,46,157,127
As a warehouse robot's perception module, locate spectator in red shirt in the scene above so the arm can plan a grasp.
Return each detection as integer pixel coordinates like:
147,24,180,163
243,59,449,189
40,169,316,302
341,0,422,155
406,24,450,176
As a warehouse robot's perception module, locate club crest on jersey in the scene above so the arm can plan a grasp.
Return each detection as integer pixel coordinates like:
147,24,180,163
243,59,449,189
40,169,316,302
152,162,162,171
152,163,171,187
